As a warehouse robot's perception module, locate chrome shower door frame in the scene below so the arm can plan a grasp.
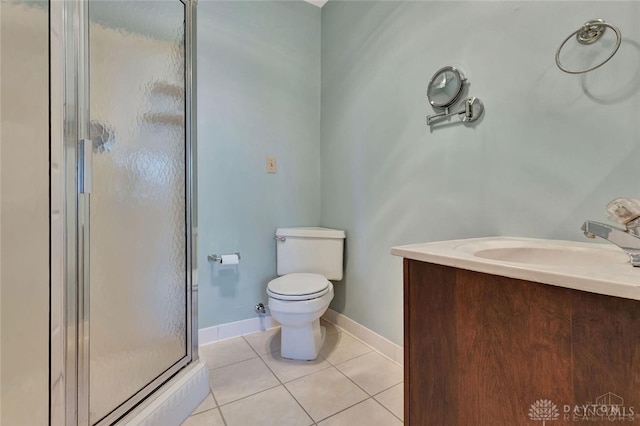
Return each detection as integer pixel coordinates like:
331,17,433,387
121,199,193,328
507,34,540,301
49,1,199,425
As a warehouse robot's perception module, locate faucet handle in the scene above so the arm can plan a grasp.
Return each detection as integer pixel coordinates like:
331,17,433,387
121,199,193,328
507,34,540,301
606,198,640,225
627,252,640,267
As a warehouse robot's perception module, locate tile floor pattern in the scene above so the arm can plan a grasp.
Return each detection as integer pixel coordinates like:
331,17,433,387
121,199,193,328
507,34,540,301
183,320,403,426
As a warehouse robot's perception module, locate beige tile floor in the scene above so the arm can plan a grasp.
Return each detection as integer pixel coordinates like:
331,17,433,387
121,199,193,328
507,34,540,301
182,320,403,426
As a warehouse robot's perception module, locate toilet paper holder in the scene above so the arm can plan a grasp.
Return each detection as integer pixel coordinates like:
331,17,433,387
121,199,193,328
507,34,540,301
207,252,241,263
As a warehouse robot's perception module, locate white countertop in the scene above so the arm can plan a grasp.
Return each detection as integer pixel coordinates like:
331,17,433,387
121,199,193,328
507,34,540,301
391,236,640,301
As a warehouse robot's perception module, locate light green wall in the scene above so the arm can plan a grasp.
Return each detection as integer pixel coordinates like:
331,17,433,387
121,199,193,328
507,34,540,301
197,1,322,328
196,1,640,345
321,1,640,344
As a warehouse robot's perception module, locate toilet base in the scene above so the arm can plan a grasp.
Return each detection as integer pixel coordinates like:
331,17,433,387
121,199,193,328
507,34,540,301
280,320,326,361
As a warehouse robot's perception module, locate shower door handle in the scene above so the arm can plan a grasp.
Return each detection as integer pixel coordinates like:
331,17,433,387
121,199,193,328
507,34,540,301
79,139,93,194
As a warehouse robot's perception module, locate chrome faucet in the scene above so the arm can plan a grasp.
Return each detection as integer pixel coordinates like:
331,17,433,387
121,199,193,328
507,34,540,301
581,220,640,266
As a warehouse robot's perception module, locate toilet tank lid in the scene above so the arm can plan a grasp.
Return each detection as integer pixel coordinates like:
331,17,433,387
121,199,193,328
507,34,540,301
276,227,346,239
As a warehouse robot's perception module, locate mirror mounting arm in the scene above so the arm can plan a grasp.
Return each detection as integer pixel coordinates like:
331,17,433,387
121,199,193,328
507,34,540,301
427,97,484,126
426,107,451,125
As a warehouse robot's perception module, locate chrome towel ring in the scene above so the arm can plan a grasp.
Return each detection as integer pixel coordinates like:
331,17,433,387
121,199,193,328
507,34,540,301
555,19,622,74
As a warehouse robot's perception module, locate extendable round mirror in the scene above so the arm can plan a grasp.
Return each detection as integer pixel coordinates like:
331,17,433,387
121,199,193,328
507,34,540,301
427,66,465,108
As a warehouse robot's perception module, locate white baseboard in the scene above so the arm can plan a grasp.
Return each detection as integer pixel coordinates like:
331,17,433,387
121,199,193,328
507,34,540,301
322,309,404,366
198,310,403,366
198,315,279,346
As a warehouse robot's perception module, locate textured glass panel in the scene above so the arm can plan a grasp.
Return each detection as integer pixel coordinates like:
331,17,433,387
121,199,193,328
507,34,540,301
88,2,186,423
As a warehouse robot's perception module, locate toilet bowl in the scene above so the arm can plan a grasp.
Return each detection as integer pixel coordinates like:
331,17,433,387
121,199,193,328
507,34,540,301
267,273,334,360
269,227,345,361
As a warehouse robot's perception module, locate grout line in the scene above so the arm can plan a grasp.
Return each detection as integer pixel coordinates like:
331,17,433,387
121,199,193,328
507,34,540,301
313,396,373,424
215,383,282,409
315,392,404,425
220,334,320,423
203,323,404,424
273,361,334,385
282,382,316,424
381,404,403,424
186,391,228,426
374,397,404,424
331,326,400,367
217,406,229,426
322,308,403,366
209,339,280,419
371,382,403,398
255,348,318,424
207,386,227,426
372,389,404,423
331,348,375,369
331,354,404,422
255,352,283,385
204,336,261,371
318,331,374,367
322,351,374,368
241,334,263,358
207,354,260,372
316,352,397,421
333,361,374,397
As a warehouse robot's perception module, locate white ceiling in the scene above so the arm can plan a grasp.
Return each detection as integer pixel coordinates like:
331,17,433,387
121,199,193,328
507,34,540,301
303,0,328,8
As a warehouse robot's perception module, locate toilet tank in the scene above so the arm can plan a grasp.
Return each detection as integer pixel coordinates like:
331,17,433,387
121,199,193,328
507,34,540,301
275,227,346,280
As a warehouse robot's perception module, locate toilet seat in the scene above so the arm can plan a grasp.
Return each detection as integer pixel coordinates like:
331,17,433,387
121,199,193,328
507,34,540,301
267,273,330,301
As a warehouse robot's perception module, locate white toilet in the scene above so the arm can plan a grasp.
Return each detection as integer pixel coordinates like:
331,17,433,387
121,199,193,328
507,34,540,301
267,227,346,360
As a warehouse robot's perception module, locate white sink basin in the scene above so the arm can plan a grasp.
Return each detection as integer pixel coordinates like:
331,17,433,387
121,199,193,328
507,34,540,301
454,240,630,267
391,237,640,302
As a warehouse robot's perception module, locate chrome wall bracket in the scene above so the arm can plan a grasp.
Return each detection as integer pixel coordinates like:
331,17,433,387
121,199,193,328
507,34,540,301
555,19,622,74
576,19,607,45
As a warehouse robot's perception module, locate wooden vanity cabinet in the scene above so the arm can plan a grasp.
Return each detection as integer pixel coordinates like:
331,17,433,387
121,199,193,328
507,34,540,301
403,259,640,425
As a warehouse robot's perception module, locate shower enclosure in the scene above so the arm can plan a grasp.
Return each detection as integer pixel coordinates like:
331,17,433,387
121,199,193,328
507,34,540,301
50,0,204,424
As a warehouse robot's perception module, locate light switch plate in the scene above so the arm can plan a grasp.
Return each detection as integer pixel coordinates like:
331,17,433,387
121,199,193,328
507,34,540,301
266,156,277,173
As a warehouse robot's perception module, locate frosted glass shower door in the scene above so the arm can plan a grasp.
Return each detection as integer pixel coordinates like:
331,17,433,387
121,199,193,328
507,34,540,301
88,2,189,424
